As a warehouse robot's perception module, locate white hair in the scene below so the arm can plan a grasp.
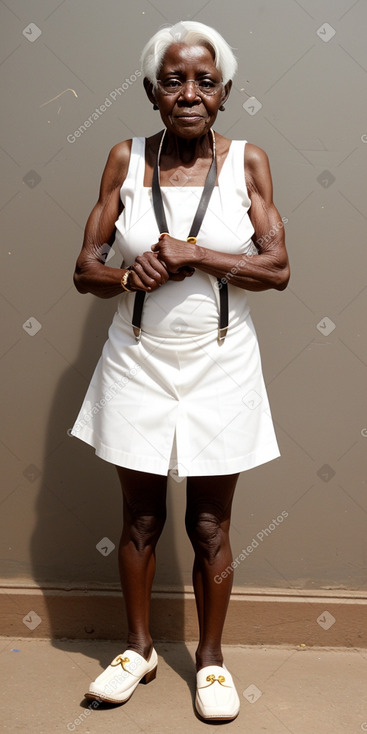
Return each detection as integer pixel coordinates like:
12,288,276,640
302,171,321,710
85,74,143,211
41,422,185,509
140,20,237,87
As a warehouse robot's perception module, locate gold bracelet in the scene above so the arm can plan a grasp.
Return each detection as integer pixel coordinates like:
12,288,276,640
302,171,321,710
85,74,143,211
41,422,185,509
121,269,133,292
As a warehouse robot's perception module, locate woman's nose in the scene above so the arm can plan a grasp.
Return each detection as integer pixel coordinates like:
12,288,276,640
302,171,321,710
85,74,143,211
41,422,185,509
179,80,199,101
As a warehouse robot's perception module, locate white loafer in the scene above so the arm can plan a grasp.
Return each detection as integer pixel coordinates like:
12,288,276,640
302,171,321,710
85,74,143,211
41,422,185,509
85,648,158,704
195,664,240,721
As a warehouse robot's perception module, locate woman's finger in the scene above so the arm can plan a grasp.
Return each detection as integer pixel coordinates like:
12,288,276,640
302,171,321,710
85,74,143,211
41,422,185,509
130,251,169,290
136,254,169,281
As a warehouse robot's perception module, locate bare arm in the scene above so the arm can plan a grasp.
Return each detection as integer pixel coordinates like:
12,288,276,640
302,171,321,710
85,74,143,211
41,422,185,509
73,140,169,297
152,144,290,291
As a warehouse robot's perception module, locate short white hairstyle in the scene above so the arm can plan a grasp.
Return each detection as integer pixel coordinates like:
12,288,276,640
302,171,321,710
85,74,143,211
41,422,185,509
140,20,237,87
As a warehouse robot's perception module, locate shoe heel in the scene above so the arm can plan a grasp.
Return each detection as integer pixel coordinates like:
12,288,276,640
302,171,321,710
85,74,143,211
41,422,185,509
140,665,157,684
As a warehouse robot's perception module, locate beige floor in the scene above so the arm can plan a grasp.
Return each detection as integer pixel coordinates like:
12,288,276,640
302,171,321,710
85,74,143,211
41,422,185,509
2,637,367,733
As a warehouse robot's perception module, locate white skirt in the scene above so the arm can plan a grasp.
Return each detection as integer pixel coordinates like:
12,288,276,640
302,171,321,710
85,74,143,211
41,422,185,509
71,301,280,477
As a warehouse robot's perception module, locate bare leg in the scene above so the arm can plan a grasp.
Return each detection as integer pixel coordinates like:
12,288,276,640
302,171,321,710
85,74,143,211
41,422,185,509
116,466,167,660
185,473,239,671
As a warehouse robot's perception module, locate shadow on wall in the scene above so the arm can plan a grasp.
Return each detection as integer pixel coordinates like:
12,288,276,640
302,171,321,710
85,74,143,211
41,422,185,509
29,295,192,678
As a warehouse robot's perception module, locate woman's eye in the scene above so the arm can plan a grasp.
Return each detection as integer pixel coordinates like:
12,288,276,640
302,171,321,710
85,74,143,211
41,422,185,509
200,80,215,89
165,79,181,88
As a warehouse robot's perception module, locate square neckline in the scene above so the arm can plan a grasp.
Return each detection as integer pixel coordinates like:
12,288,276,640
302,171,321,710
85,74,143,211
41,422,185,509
142,137,233,188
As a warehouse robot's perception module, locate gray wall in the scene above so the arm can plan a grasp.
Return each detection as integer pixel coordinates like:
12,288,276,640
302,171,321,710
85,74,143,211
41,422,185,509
1,0,366,594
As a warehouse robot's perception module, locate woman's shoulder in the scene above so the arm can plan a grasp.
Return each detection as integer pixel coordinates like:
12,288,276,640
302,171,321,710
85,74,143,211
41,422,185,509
217,134,267,161
107,139,133,167
102,139,135,189
244,142,269,172
243,143,272,195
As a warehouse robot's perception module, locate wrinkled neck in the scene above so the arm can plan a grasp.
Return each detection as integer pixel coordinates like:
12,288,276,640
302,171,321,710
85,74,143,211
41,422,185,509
162,129,214,165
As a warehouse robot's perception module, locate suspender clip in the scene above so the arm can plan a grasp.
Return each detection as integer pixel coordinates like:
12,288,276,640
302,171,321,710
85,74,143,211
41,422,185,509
218,327,227,343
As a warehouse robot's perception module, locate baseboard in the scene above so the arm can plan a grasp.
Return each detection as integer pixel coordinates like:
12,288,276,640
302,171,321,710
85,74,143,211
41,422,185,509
1,585,367,646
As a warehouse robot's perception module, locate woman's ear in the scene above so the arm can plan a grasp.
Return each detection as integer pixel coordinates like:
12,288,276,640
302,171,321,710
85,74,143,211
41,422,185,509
221,79,232,107
143,77,157,107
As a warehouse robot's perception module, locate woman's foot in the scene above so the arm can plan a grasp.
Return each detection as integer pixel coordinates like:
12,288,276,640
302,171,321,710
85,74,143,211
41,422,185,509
85,647,158,704
195,663,240,721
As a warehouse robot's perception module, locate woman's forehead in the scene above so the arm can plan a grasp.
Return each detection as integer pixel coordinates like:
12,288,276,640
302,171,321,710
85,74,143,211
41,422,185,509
160,42,217,70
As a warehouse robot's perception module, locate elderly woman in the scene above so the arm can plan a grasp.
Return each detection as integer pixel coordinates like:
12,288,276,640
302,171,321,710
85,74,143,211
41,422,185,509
71,20,289,722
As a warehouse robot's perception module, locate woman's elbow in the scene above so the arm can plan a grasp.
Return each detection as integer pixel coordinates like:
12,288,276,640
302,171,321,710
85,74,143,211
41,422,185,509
73,267,89,294
274,263,290,291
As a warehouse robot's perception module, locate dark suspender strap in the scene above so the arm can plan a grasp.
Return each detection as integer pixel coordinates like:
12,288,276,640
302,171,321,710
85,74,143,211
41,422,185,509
132,289,146,340
152,157,169,233
187,155,217,239
218,281,228,342
132,131,228,342
190,157,228,342
152,144,217,244
132,155,168,340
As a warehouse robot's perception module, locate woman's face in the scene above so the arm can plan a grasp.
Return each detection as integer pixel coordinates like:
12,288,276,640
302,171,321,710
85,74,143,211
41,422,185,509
146,42,231,139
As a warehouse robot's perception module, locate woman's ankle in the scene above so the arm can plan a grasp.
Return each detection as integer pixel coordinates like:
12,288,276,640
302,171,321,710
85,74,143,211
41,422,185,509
195,648,224,671
126,633,153,660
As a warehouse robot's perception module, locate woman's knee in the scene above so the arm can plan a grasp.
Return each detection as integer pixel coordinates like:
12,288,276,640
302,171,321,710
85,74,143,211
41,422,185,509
185,475,237,560
185,511,228,563
117,467,167,551
124,506,167,552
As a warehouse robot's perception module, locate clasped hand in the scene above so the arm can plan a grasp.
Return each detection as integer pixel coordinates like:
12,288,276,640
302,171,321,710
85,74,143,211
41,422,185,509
128,235,195,292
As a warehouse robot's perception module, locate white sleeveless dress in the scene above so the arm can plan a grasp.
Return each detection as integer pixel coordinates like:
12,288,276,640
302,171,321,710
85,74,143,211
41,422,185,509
71,136,280,477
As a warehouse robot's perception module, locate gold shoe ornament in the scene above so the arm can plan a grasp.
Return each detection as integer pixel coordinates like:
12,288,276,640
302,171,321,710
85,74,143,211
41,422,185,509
198,673,231,689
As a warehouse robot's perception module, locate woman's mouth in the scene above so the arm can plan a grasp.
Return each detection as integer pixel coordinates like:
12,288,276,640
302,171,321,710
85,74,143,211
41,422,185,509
175,114,204,121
